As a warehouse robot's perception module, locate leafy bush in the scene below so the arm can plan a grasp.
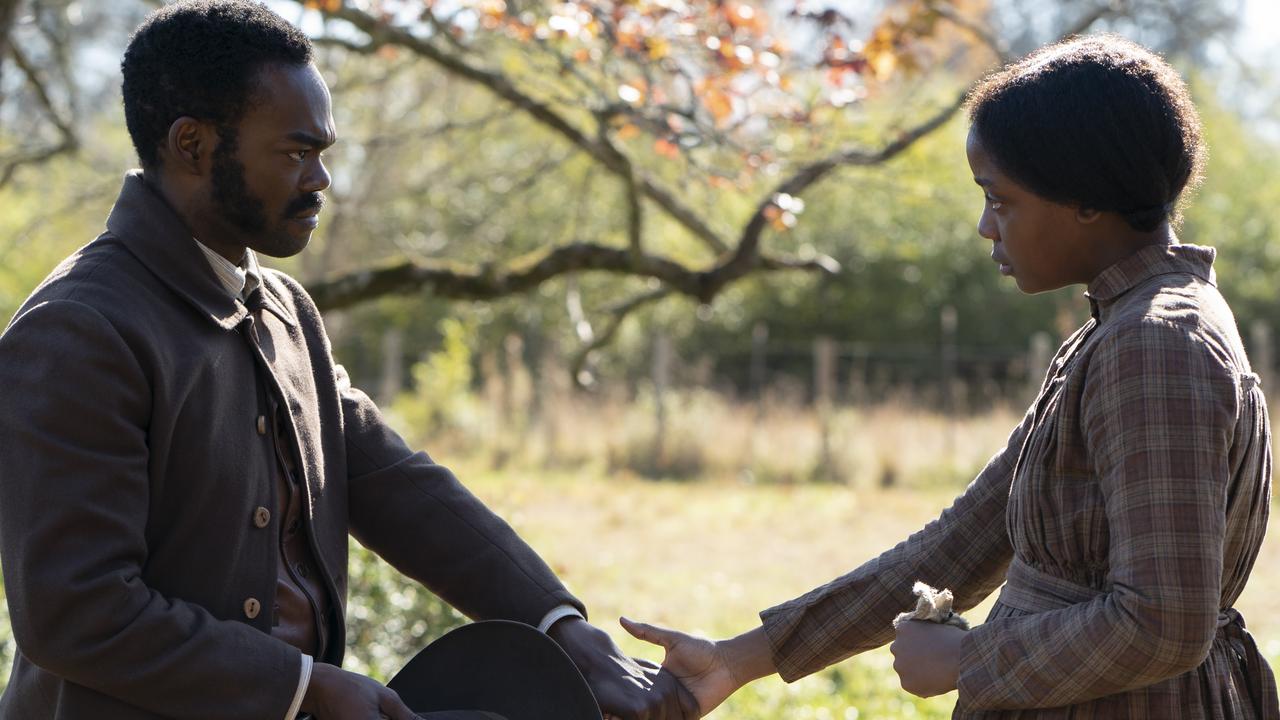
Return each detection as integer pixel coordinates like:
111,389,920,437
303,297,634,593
387,317,482,450
0,581,11,690
342,540,467,682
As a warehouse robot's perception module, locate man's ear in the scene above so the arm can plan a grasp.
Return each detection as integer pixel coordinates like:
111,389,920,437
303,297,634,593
1075,207,1102,224
165,117,213,174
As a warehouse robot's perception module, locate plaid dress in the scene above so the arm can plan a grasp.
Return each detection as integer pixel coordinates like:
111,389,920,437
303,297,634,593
761,244,1278,718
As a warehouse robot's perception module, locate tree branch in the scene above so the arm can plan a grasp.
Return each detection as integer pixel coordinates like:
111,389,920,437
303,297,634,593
715,2,1118,285
717,88,967,284
625,167,643,257
308,240,838,312
0,39,78,188
360,111,508,147
310,4,729,255
0,0,18,87
926,0,1008,62
312,34,384,54
310,243,696,310
421,4,472,57
1065,3,1120,39
570,286,672,389
300,1,1115,324
596,127,646,257
9,39,68,134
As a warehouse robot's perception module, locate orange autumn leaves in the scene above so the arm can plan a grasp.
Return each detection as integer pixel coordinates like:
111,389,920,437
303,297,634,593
341,1,976,132
319,0,986,219
302,0,342,12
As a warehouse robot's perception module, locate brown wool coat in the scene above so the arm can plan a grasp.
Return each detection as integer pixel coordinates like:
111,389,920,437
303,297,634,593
0,172,582,719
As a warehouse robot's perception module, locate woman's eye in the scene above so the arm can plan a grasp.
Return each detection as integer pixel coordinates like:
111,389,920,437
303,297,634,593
985,195,1003,210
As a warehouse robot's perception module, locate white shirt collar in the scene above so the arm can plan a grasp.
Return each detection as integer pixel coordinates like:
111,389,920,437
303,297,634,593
194,240,262,302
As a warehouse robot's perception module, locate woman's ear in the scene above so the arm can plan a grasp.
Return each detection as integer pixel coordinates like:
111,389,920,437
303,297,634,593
165,117,211,175
1075,207,1103,224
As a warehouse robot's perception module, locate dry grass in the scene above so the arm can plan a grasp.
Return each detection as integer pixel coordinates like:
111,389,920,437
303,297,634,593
445,462,1280,719
390,389,1280,719
409,386,1025,489
1,391,1270,718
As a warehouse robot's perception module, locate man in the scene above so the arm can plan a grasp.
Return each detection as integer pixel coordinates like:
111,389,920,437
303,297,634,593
0,2,696,718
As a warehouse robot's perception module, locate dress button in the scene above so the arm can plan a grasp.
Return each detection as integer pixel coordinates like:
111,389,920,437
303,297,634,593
243,597,261,619
253,507,271,528
257,415,267,435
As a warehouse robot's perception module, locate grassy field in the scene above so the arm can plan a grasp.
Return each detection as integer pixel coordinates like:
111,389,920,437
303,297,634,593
1,396,1276,719
351,393,1280,719
423,463,1280,720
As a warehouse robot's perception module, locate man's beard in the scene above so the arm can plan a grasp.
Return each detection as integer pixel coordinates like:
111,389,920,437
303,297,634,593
210,125,269,237
209,126,323,257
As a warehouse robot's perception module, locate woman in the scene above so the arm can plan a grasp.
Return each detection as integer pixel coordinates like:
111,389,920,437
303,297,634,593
622,34,1278,719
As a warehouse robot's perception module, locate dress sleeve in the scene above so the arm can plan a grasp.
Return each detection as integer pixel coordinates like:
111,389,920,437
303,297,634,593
759,406,1032,682
337,364,584,626
0,300,302,719
956,320,1234,710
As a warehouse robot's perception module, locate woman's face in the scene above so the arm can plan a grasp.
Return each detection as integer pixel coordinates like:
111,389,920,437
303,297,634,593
965,129,1096,294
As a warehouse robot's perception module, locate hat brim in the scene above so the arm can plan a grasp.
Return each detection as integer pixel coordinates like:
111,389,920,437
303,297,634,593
388,620,601,720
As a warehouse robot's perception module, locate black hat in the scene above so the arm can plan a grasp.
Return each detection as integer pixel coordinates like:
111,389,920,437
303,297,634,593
388,620,602,720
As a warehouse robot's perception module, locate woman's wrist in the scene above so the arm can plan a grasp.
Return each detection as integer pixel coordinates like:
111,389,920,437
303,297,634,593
720,626,777,690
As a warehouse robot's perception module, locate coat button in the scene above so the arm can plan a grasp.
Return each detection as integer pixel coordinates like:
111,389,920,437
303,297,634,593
253,507,271,528
243,597,261,619
257,415,267,435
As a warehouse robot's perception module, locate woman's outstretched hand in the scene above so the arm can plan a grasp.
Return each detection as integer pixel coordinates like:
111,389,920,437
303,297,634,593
621,617,776,717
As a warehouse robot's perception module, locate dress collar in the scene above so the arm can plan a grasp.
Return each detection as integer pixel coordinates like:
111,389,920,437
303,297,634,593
1084,243,1217,319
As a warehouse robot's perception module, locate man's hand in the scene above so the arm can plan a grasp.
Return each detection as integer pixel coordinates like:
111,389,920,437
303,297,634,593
301,662,418,720
548,616,699,720
889,619,965,698
620,617,758,717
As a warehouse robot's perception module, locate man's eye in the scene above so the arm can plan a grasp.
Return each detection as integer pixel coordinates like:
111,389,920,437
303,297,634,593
288,150,309,162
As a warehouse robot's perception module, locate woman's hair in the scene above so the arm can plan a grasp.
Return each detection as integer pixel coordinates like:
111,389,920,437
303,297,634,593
965,34,1204,231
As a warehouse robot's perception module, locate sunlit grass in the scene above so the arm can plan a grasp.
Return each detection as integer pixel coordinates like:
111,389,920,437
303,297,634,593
378,391,1280,718
1,394,1275,720
440,462,1280,719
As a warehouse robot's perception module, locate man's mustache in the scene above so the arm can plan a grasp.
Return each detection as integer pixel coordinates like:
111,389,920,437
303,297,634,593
285,193,325,217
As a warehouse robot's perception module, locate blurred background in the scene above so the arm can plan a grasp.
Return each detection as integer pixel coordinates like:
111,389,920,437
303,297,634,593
1,0,1278,716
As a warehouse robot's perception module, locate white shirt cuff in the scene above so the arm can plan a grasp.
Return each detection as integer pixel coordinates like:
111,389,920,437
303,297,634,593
285,653,313,720
537,604,585,633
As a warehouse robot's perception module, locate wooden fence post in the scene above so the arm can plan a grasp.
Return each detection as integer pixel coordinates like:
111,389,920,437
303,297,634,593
814,336,837,480
847,343,868,407
652,333,672,462
377,327,404,406
1251,320,1273,396
940,305,958,415
503,333,530,443
750,321,769,408
1028,331,1052,400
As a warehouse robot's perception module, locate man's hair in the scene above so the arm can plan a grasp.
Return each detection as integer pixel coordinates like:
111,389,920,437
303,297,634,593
965,34,1204,231
121,0,313,168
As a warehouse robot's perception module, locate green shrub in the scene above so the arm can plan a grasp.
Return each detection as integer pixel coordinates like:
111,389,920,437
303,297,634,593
342,540,467,682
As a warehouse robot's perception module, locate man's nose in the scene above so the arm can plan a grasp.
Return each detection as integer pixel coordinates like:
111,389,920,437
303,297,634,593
302,157,331,193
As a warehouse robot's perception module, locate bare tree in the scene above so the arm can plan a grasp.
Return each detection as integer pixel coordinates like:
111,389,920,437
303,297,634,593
294,0,1119,376
0,0,1247,377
